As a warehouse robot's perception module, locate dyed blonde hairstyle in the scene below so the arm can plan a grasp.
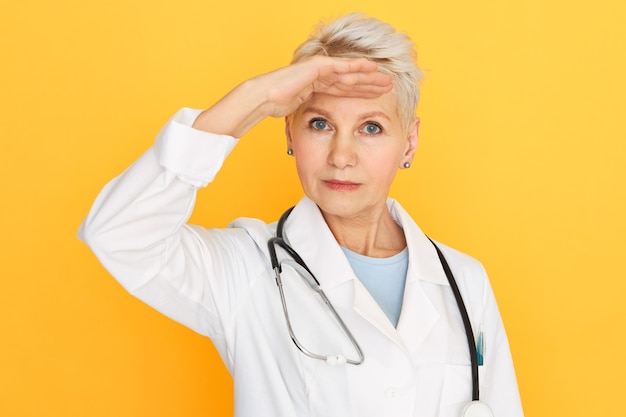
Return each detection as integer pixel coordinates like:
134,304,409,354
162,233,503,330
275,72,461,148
292,13,422,131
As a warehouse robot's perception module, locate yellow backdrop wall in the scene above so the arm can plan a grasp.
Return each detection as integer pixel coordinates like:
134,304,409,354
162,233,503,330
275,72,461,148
2,0,625,416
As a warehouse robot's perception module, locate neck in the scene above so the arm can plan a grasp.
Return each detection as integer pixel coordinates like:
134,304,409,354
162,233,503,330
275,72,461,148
321,205,406,258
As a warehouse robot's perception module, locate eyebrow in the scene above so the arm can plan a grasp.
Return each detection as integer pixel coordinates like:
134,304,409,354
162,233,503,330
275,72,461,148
302,106,391,121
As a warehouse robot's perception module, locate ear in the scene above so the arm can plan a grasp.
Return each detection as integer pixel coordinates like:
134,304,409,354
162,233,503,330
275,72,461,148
402,117,419,166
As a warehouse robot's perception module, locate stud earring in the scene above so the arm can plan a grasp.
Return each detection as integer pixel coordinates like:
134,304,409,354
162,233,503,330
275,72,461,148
287,149,293,156
403,162,411,169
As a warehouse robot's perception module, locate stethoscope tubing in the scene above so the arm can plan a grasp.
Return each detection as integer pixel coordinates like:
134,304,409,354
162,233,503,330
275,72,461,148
427,237,480,402
268,207,364,365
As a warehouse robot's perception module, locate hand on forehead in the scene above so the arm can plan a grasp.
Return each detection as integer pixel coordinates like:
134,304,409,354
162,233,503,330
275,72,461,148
309,56,393,99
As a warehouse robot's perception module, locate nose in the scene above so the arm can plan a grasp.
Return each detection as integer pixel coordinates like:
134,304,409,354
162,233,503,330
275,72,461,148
327,131,357,169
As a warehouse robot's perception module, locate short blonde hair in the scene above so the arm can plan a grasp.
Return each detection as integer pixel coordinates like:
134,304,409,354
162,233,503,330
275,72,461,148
291,13,422,131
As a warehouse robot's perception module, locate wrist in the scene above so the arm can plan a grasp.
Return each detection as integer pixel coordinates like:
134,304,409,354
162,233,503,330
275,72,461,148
192,78,270,138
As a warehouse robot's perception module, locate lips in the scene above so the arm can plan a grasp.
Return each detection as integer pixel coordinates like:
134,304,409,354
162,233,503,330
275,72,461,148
322,179,360,191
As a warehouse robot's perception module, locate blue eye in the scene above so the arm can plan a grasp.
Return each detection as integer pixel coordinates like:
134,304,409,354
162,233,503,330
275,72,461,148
310,119,328,130
363,122,382,135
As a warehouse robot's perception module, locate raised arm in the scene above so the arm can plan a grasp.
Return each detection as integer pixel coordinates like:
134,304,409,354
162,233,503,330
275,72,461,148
78,58,391,342
192,56,392,137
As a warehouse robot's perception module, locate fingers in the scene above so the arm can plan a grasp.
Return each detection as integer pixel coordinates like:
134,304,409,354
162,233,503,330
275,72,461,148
310,56,393,98
316,71,393,97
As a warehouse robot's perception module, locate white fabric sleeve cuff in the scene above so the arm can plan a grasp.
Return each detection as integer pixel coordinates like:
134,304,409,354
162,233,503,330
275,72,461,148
154,107,239,188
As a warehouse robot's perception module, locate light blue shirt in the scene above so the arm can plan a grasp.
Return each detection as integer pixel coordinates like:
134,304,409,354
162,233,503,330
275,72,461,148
341,247,409,327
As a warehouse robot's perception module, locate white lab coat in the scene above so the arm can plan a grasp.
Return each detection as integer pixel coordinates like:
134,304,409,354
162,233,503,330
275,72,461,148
79,108,523,417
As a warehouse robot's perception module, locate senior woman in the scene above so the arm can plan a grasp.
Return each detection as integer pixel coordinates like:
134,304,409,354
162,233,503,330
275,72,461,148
79,13,523,417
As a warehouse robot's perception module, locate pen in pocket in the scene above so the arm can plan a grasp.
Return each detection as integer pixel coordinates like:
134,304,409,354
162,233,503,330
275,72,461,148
476,325,485,366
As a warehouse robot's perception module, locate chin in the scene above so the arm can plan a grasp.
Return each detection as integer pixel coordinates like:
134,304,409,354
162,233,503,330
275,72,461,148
312,195,377,221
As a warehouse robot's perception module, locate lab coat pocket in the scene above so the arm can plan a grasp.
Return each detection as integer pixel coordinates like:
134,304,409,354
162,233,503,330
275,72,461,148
479,362,487,391
438,363,473,417
306,360,351,417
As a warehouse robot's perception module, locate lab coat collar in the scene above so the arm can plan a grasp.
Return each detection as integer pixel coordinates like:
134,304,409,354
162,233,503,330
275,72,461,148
387,199,450,287
283,196,449,289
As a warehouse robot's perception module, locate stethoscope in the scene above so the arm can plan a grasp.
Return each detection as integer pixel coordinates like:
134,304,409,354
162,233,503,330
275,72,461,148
268,207,494,417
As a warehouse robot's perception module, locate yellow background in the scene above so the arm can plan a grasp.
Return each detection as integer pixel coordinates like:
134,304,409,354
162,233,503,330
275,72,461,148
2,0,625,416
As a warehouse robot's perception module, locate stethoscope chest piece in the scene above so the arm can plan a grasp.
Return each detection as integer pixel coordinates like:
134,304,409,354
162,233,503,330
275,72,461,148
462,401,494,417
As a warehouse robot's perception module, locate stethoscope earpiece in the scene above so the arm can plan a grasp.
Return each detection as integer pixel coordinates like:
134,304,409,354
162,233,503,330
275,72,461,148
462,401,494,417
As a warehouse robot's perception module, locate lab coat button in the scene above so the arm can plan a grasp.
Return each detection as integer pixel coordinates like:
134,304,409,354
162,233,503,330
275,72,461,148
385,388,400,400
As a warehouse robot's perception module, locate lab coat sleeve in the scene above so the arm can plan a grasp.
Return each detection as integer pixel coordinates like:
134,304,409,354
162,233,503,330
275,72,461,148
78,108,242,344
